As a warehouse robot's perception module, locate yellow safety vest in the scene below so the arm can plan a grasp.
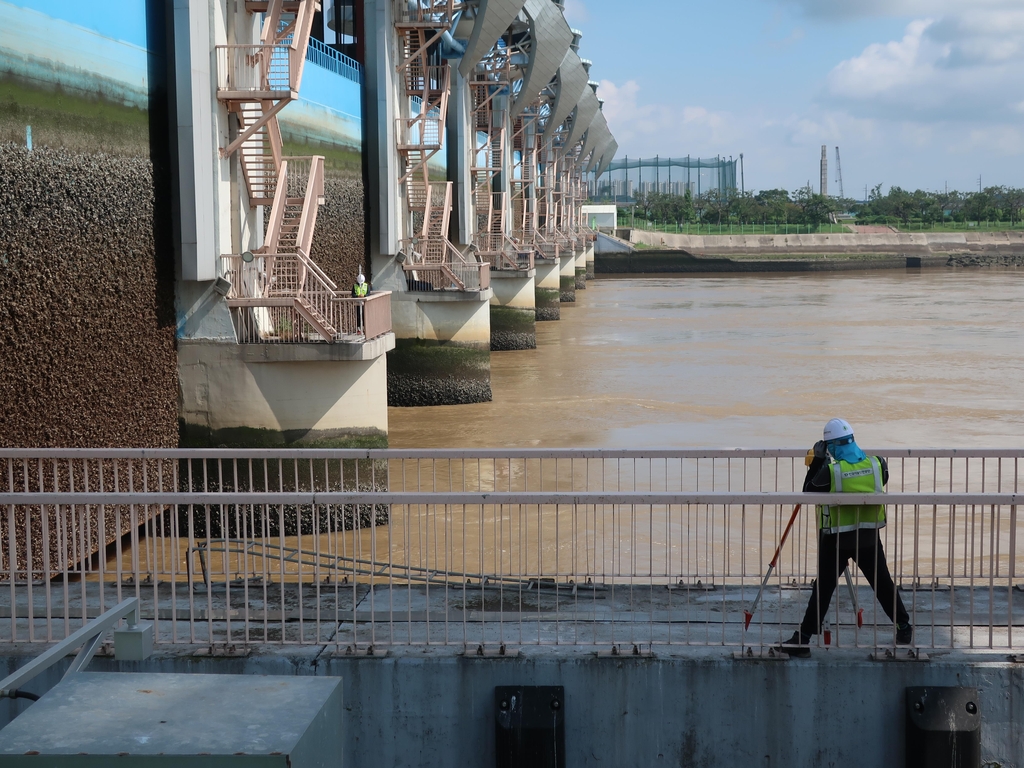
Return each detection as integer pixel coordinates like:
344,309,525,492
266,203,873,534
353,282,368,297
817,456,886,534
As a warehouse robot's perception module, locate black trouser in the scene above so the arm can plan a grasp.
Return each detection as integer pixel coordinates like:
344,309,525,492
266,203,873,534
799,528,910,637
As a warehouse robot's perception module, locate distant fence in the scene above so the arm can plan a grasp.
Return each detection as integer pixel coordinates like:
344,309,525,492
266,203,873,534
306,37,363,84
0,449,1020,653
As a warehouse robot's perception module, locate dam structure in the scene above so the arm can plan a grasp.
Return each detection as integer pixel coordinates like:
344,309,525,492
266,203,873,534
0,0,618,454
1,447,1022,766
10,3,1019,767
362,0,616,400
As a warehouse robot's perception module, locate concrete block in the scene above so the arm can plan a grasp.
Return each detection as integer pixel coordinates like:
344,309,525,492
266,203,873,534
113,623,153,661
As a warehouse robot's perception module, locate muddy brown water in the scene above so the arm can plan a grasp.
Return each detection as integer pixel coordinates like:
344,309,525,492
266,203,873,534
388,270,1024,449
107,270,1024,591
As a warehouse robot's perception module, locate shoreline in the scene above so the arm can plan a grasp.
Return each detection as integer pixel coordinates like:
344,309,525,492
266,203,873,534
595,251,1024,275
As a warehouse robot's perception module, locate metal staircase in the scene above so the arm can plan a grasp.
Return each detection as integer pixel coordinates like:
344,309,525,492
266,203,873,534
215,0,369,343
395,1,488,292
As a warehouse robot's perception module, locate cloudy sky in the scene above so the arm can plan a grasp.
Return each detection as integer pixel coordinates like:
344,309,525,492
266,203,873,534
566,0,1024,196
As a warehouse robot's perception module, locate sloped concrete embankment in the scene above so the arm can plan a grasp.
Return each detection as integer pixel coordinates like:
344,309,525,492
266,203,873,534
630,229,1024,258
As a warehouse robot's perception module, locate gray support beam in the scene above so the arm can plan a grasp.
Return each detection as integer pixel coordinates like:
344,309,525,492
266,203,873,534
542,50,588,141
364,0,401,285
597,139,618,177
511,0,572,118
172,0,217,281
458,0,528,79
581,111,608,170
564,87,599,148
447,69,473,246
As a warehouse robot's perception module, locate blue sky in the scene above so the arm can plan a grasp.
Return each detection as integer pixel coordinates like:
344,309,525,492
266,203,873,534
567,0,1024,196
5,0,147,47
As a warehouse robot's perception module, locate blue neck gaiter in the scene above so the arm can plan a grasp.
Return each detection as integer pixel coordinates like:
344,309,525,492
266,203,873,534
831,439,867,465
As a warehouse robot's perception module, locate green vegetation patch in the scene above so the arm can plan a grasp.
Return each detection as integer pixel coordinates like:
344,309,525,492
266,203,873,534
388,338,490,380
559,275,576,290
281,135,362,174
0,76,149,155
490,305,536,334
535,287,560,308
179,422,388,449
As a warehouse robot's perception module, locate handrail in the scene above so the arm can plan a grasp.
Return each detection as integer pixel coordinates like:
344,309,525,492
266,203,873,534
1,491,1021,507
305,37,363,84
0,598,145,699
3,447,1022,459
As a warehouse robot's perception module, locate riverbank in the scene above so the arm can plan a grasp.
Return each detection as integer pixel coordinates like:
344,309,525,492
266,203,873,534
624,229,1024,259
595,251,960,274
596,229,1024,273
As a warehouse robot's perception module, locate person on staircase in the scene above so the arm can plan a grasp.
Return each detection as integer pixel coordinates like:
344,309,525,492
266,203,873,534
779,418,913,656
352,272,368,333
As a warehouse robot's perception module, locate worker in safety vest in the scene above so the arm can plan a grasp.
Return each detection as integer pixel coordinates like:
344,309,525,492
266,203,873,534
352,273,368,331
778,418,912,656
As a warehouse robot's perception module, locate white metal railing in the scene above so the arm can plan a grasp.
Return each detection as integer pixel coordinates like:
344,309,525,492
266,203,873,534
1,449,1020,653
216,44,293,94
221,251,392,343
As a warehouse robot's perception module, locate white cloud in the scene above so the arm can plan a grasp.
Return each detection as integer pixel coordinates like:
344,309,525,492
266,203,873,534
563,0,589,24
598,79,742,156
823,11,1024,123
772,0,1018,21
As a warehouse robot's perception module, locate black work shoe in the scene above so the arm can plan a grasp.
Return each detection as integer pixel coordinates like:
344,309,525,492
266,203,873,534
775,630,812,658
896,623,914,645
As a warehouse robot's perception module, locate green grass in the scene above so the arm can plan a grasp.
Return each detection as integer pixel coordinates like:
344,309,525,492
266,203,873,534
620,220,853,235
0,76,149,154
282,137,361,174
881,221,1024,233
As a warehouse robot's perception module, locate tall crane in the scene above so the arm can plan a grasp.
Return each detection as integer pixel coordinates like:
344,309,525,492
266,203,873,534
834,147,845,200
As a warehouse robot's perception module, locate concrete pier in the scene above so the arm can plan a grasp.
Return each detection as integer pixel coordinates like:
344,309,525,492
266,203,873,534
559,251,576,303
387,290,493,406
534,256,561,321
178,337,394,448
574,247,587,289
489,270,537,350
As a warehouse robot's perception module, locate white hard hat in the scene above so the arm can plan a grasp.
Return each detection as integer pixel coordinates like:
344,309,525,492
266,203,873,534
823,418,854,442
356,273,365,284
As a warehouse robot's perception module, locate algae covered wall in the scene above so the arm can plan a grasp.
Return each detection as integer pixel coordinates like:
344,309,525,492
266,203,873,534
387,296,492,406
534,259,561,321
0,0,177,447
489,273,536,351
559,253,576,303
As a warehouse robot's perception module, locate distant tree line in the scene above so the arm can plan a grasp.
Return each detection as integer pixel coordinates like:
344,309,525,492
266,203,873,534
617,185,1024,227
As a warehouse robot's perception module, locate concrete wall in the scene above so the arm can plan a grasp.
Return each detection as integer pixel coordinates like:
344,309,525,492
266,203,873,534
178,338,393,447
0,1,178,448
631,229,1024,256
490,272,537,350
595,251,952,275
534,258,561,321
387,293,493,406
2,649,1020,768
585,242,595,279
595,231,634,254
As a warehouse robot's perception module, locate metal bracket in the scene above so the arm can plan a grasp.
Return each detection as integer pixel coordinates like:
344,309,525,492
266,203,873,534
463,643,519,659
596,644,654,659
870,647,930,662
0,598,146,701
733,646,791,661
191,644,252,658
334,645,389,658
